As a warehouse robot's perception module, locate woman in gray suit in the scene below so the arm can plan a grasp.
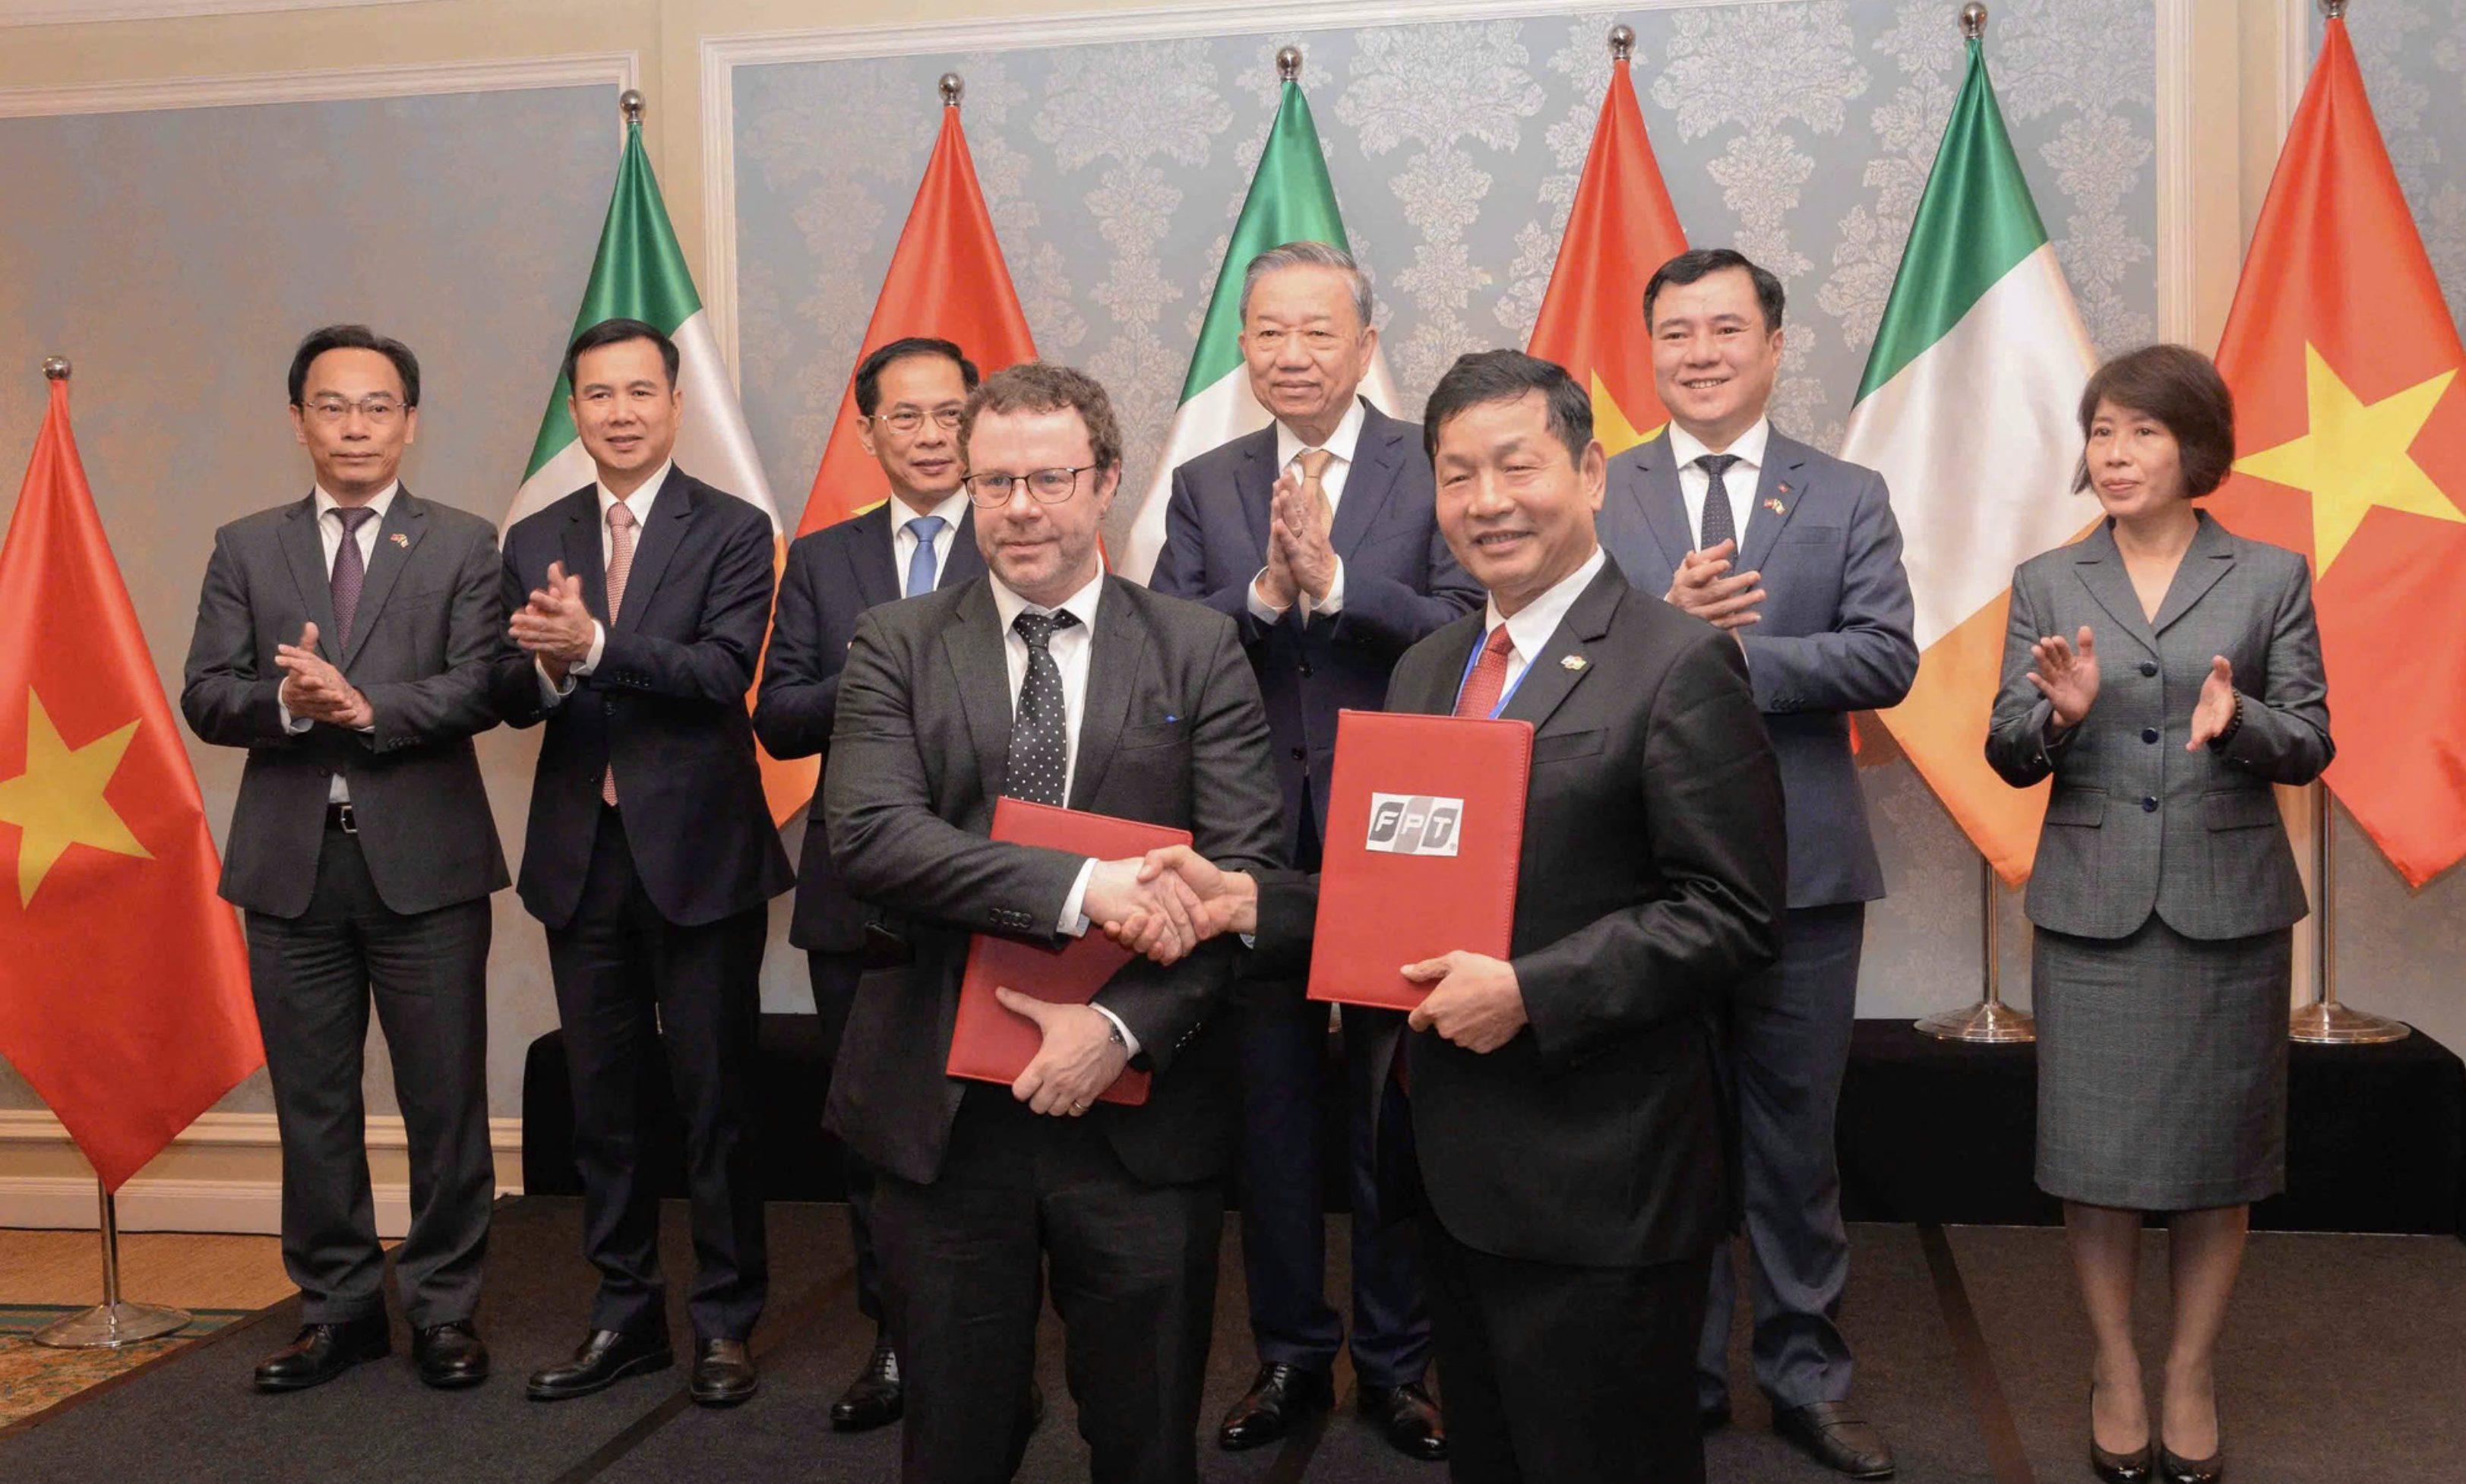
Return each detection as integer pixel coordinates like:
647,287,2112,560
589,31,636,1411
1987,344,2332,1484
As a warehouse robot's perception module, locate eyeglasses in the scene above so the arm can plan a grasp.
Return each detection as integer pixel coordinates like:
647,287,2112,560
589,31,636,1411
965,465,1097,507
870,406,963,434
303,396,405,425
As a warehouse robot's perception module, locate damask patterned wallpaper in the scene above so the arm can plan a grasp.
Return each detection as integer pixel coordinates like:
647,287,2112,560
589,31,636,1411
2334,0,2466,333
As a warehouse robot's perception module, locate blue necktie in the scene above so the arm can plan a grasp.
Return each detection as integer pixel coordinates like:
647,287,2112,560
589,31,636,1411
904,515,946,598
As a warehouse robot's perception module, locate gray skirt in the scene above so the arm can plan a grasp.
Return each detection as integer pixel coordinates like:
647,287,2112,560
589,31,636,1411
2032,916,2293,1211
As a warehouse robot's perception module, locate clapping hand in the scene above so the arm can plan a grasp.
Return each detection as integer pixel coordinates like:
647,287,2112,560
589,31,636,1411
2026,625,2100,730
1251,471,1302,612
274,621,373,729
1269,478,1338,604
1402,951,1527,1053
1099,845,1258,963
508,560,595,682
994,991,1127,1117
1664,538,1764,633
2187,655,2237,751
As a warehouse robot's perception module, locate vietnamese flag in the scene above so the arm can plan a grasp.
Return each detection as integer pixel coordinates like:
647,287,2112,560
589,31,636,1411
2207,15,2466,889
796,88,1037,535
1524,36,1687,456
0,367,260,1192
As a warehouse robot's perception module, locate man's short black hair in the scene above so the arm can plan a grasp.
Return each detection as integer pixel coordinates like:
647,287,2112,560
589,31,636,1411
855,336,981,418
1422,349,1594,468
288,324,419,408
1642,248,1787,333
562,317,680,392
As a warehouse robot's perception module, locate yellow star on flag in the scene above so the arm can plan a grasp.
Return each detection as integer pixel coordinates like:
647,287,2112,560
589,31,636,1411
0,690,152,908
1589,373,1664,459
2231,344,2462,572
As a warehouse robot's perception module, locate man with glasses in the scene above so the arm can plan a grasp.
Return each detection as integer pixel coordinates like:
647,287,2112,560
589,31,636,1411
821,362,1282,1482
182,324,507,1392
753,336,984,1431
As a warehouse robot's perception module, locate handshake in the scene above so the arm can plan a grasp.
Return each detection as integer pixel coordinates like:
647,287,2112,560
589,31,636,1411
1083,846,1257,966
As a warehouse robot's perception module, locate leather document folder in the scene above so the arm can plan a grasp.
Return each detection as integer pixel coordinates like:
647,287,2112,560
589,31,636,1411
946,797,1187,1106
1307,710,1532,1010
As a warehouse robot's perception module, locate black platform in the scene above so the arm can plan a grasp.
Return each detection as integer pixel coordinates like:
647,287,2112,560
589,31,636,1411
1839,1018,2466,1233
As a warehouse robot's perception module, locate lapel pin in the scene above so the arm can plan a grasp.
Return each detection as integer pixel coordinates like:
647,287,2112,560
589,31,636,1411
1763,497,1788,516
388,532,409,548
1560,655,1589,672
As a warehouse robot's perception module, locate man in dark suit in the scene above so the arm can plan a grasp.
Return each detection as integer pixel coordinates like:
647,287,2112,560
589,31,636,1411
752,335,984,1431
494,317,792,1408
1595,248,1917,1479
822,362,1282,1483
1149,242,1476,1460
1116,350,1788,1482
182,324,505,1393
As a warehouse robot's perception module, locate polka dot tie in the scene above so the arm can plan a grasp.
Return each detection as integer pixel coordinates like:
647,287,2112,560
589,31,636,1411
1003,609,1080,806
1696,453,1740,552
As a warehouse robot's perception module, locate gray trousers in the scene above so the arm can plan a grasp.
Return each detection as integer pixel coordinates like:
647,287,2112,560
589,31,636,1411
245,820,493,1328
1698,901,1865,1411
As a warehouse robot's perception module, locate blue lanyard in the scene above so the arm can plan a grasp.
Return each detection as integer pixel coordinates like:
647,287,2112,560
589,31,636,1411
1452,625,1530,719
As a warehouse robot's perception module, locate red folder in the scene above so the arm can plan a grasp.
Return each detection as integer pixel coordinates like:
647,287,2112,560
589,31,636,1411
1307,710,1532,1010
946,797,1187,1106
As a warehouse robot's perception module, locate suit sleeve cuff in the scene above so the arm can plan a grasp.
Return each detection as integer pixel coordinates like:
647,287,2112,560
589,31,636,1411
1057,857,1096,936
1246,571,1290,623
573,620,606,677
536,657,577,709
1089,1003,1141,1059
279,700,312,734
1314,556,1345,616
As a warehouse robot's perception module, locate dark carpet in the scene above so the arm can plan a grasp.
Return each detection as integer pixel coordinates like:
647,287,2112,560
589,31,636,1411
4,1199,2461,1482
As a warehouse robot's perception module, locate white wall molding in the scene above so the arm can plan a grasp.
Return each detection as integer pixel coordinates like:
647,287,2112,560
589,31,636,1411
2155,0,2196,343
0,49,637,119
0,1110,524,1236
0,0,418,24
2280,0,2312,135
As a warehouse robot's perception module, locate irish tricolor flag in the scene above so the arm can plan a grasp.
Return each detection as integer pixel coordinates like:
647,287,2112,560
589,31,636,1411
509,103,810,822
1839,32,2095,885
1120,72,1398,583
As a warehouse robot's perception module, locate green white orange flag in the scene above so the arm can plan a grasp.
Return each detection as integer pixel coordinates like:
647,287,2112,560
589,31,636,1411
1838,33,2096,885
0,369,261,1192
509,108,810,823
2208,16,2466,888
1120,74,1398,583
1525,46,1687,456
798,94,1037,537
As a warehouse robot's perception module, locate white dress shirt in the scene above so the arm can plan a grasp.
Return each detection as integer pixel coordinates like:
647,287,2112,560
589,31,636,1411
539,459,672,705
282,482,397,800
887,488,972,593
985,567,1141,1054
1247,396,1367,622
1464,546,1610,710
1666,416,1769,552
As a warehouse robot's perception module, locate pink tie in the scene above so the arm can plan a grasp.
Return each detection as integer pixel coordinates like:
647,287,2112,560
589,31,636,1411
600,501,637,806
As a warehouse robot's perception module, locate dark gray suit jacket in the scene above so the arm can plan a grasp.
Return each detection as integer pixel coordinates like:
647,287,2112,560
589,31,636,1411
754,502,985,953
181,488,509,918
820,574,1285,1188
1598,429,1917,908
1986,513,2332,940
1149,400,1481,857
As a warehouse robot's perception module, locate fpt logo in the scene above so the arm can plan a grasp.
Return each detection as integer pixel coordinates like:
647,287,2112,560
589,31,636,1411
1364,793,1465,857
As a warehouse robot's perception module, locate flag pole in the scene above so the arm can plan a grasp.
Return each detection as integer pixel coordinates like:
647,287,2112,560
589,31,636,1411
2290,781,2409,1043
1917,852,2036,1043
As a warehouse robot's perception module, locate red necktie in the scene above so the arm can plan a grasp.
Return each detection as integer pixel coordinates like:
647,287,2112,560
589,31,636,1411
1454,624,1515,719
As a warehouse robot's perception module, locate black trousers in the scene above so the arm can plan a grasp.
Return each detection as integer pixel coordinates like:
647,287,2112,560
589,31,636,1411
809,951,883,1325
546,804,768,1342
245,819,492,1328
874,1085,1222,1484
1425,1214,1712,1484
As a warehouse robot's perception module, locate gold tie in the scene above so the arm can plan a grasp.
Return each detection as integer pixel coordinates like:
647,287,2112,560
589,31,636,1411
1296,447,1336,535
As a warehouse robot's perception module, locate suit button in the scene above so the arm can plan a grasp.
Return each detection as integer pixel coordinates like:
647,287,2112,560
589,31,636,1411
2140,661,2158,677
1298,661,1314,678
602,699,616,715
2142,796,2159,813
2142,728,2160,744
1290,746,1306,760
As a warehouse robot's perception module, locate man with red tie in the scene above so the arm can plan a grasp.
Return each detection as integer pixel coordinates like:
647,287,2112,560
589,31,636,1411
1119,349,1788,1482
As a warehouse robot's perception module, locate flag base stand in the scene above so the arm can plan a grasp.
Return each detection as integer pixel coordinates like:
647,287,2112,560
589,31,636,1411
1916,996,2036,1044
2290,785,2408,1047
32,1181,192,1350
2289,999,2410,1046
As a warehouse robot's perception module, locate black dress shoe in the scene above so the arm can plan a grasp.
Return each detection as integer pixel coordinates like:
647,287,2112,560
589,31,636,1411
1359,1381,1447,1462
1775,1401,1897,1479
255,1315,390,1392
2157,1441,2223,1483
412,1320,489,1389
690,1337,758,1407
1217,1362,1334,1451
830,1335,903,1432
526,1328,674,1401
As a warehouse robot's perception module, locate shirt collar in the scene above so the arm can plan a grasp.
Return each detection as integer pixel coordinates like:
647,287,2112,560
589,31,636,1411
988,566,1105,637
1275,396,1369,472
894,488,971,532
596,460,675,525
312,482,399,522
1667,415,1771,474
1485,545,1608,662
